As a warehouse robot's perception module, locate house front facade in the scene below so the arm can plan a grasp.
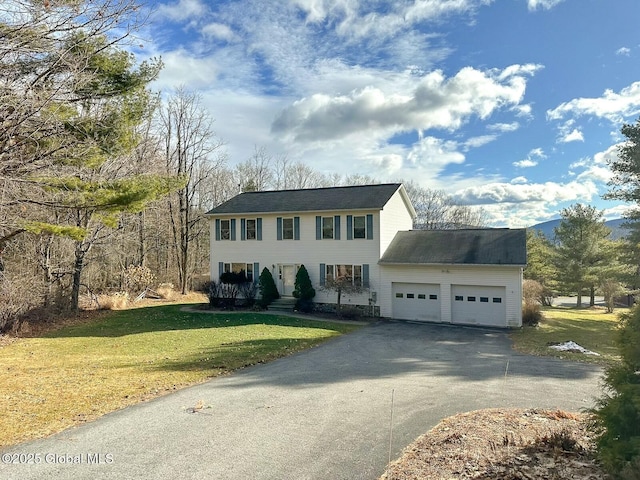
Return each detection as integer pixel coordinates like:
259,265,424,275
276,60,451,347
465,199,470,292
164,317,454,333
206,183,526,328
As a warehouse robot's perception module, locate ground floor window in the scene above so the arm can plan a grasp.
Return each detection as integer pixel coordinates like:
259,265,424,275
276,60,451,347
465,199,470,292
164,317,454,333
325,264,362,287
222,262,254,282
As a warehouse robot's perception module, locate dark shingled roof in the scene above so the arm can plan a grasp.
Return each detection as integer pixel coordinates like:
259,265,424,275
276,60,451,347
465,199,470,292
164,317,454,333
206,183,403,215
379,229,527,266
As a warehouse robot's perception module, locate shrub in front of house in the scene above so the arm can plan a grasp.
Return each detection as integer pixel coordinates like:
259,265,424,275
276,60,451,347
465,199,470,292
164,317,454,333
258,268,279,307
238,281,258,307
293,264,315,313
206,279,236,309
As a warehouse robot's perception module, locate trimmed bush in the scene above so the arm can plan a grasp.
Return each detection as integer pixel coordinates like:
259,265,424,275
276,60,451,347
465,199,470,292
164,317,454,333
258,268,279,307
293,264,315,312
589,305,640,477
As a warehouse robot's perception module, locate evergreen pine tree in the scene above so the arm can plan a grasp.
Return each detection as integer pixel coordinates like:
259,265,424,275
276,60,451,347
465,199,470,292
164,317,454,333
292,264,315,312
590,306,640,477
258,267,279,307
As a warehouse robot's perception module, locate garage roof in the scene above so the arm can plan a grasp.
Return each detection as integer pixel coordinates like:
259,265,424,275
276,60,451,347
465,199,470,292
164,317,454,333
379,229,527,266
207,183,409,215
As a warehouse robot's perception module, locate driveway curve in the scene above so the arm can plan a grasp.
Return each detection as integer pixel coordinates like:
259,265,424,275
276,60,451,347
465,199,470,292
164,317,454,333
0,321,603,480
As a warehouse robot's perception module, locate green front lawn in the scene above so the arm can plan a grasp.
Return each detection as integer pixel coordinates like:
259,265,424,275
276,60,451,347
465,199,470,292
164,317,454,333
0,305,360,447
510,306,624,365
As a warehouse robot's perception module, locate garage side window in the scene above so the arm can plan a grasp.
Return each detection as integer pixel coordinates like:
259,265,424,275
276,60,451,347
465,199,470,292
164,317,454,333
455,295,463,301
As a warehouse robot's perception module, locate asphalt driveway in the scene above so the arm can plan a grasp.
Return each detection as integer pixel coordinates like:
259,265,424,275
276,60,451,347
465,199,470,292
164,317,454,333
0,321,603,480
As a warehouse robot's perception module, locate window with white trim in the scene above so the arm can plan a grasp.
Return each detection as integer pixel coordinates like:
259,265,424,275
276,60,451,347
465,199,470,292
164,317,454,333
322,217,334,239
353,215,366,239
325,264,362,287
245,219,256,240
223,262,254,282
220,219,231,240
282,218,294,240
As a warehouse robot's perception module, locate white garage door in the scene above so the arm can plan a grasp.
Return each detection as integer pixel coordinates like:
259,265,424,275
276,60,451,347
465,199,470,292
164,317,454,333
392,282,441,322
451,285,506,327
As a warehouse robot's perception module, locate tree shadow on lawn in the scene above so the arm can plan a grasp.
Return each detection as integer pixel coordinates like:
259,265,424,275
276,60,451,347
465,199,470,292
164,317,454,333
127,337,335,373
145,321,602,386
515,315,620,360
45,305,356,338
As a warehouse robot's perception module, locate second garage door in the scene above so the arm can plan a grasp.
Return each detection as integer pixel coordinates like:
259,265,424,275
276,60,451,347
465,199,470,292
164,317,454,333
451,285,506,327
392,282,441,322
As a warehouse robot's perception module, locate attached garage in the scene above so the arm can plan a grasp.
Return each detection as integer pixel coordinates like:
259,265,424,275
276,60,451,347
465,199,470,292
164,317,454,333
392,282,440,322
379,229,526,328
451,285,506,327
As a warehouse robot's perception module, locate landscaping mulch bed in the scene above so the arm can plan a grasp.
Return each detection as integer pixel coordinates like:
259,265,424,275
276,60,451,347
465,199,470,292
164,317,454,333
381,408,609,480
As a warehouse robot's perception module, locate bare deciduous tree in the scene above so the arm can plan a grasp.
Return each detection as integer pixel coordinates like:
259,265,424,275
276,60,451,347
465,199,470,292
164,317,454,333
403,181,487,229
160,87,225,294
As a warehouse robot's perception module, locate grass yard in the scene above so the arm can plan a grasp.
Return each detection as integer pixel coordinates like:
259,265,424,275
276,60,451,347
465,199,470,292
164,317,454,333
510,305,624,365
0,305,360,448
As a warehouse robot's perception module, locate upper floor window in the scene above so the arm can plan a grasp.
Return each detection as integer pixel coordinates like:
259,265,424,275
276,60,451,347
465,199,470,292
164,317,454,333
346,214,372,240
316,215,340,240
220,219,231,240
245,219,256,240
277,216,299,240
322,217,334,239
353,215,366,239
282,218,294,240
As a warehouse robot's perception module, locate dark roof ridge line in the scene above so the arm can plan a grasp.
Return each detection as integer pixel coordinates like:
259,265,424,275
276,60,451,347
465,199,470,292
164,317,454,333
235,182,402,195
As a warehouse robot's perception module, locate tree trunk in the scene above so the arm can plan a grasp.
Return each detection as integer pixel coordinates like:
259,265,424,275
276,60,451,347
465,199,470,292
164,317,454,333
71,244,85,311
590,285,595,307
137,211,146,267
39,236,54,308
576,291,582,307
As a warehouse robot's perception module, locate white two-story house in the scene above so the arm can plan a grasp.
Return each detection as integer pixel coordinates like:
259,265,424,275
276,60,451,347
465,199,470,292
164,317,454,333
207,183,526,328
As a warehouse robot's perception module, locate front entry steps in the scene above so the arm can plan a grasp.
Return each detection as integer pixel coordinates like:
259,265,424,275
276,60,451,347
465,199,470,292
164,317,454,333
268,296,296,312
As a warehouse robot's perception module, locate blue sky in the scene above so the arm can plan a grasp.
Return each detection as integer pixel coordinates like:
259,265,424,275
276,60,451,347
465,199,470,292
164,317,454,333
139,0,640,227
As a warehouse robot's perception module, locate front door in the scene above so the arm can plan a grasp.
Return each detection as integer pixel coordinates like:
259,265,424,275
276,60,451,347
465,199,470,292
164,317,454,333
280,264,296,297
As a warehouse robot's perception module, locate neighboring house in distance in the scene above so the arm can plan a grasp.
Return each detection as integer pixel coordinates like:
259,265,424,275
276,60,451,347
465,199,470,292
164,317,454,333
206,183,526,328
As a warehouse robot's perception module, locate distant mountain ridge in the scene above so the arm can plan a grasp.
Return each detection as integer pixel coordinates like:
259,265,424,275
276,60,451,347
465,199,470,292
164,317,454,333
529,218,627,240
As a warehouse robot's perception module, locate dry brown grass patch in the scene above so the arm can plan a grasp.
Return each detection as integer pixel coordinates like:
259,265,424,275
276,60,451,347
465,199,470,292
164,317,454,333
381,408,608,480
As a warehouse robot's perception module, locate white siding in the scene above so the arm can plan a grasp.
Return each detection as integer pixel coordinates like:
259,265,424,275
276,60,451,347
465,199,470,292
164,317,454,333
379,189,414,256
209,211,383,305
379,264,523,327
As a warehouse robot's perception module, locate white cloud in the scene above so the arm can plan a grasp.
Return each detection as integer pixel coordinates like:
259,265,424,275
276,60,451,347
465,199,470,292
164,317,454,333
527,0,565,11
547,81,640,123
291,0,494,40
513,147,545,168
151,49,222,89
513,159,537,168
464,135,497,149
616,47,631,56
529,147,546,158
511,176,528,184
455,179,597,205
487,122,520,132
201,22,236,42
406,136,466,170
567,144,618,185
272,64,541,142
593,143,621,165
559,128,584,143
155,0,207,22
576,165,612,184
